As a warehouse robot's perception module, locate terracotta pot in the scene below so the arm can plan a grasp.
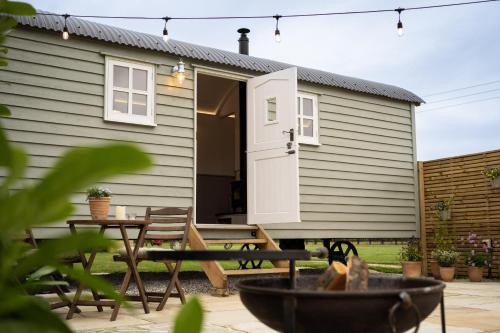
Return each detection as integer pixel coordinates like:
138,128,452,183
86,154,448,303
439,266,455,282
401,261,422,278
88,197,110,220
430,260,441,279
468,266,483,282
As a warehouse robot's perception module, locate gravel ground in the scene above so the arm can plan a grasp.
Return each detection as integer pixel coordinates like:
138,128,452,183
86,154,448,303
86,268,393,296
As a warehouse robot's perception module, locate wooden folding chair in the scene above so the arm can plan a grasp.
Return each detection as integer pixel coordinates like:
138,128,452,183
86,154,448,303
114,207,193,311
22,229,83,313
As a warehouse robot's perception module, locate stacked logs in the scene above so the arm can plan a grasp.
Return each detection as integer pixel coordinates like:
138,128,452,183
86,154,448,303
317,256,369,291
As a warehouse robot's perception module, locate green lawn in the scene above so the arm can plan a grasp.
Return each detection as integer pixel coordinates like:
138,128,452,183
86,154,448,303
77,242,402,274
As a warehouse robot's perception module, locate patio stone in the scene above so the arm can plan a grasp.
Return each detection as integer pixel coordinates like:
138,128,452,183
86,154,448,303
58,280,500,333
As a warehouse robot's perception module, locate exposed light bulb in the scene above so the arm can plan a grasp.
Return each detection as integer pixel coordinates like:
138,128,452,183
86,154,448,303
273,15,282,43
396,8,405,37
62,14,70,40
62,26,69,40
163,28,169,42
397,20,404,37
162,17,170,43
274,29,281,43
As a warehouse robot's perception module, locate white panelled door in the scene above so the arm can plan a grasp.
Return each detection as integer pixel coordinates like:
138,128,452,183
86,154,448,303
247,67,301,225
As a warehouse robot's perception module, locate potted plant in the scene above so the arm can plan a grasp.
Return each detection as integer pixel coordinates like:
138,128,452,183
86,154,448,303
463,231,494,282
434,248,459,282
86,186,112,220
430,249,441,279
400,237,422,278
430,213,453,279
482,167,500,188
465,250,486,282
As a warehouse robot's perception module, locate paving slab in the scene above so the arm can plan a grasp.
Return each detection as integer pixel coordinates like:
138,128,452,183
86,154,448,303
56,280,500,333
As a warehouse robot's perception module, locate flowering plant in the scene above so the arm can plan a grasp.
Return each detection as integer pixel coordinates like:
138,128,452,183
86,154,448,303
86,186,112,199
434,248,459,267
462,231,496,268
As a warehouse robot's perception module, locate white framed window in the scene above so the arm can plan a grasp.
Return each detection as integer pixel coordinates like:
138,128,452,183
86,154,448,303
297,93,319,145
105,58,156,126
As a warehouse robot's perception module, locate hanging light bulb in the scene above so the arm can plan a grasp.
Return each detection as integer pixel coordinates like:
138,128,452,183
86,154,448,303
162,17,170,43
62,14,70,40
396,8,404,37
273,15,282,43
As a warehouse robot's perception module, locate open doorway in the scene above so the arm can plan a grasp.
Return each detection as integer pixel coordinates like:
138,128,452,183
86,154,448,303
196,73,247,224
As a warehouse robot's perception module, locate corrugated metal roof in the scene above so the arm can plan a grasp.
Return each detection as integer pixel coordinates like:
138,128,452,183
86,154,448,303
13,11,424,104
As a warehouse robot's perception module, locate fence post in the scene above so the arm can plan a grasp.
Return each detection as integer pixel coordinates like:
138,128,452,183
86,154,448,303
418,161,428,276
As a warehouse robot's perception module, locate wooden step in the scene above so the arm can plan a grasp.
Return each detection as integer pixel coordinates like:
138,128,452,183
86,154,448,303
225,268,290,276
204,238,267,244
195,224,258,231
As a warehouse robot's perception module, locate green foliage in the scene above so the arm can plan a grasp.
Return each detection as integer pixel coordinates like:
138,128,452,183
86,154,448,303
173,297,204,333
465,251,486,267
0,5,153,331
86,186,112,199
433,249,459,267
482,167,500,180
462,231,493,268
399,237,422,262
432,194,455,252
0,138,152,332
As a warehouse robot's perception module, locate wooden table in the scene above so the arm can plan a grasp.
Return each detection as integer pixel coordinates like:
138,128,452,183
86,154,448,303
66,219,151,321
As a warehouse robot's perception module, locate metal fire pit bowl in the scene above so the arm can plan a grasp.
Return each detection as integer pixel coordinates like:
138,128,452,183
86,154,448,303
237,275,445,333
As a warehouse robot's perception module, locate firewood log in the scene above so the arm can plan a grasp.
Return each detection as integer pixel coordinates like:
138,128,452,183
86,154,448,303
345,256,369,291
317,261,347,291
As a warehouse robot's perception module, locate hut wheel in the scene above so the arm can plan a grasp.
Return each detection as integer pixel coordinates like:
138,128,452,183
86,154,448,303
328,240,358,265
238,243,263,269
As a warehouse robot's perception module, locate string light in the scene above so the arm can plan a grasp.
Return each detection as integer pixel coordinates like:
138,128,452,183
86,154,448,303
32,0,500,43
396,8,404,37
62,14,69,40
273,15,281,43
162,17,170,42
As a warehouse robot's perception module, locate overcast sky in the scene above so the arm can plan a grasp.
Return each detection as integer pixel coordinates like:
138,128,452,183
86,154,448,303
28,0,500,161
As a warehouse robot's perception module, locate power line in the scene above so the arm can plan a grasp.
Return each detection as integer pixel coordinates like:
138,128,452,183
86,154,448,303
417,95,500,113
423,80,500,97
426,88,500,103
34,0,500,21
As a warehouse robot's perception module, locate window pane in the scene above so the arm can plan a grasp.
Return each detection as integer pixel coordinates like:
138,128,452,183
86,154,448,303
132,93,147,116
113,65,129,88
303,98,313,117
113,90,128,113
133,69,147,91
297,117,301,135
303,118,314,137
266,97,277,122
297,97,300,114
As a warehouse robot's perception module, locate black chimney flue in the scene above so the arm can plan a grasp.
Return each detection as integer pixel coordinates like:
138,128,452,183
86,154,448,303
237,28,250,55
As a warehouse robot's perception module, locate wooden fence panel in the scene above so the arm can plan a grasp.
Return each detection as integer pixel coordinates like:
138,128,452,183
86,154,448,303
420,149,500,278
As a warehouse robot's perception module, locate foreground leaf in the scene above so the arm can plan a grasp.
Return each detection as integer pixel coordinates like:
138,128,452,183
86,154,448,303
32,144,152,225
0,104,10,116
0,1,35,15
173,297,204,333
